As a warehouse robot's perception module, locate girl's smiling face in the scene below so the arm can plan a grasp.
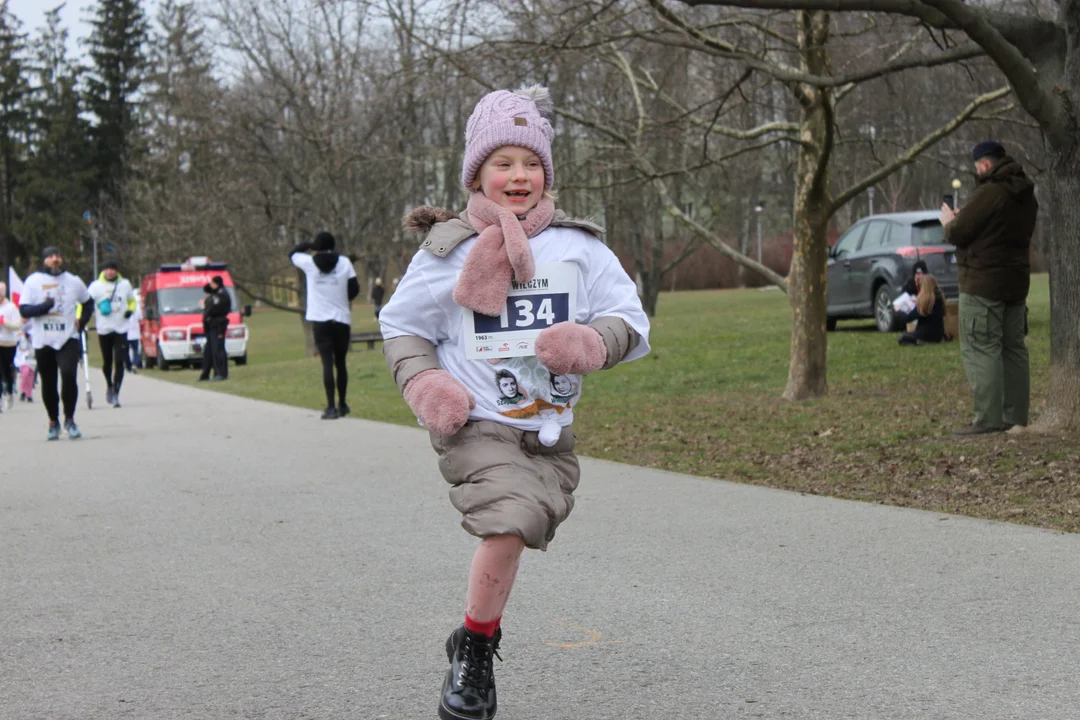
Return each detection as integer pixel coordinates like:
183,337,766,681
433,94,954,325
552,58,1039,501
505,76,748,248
473,146,545,215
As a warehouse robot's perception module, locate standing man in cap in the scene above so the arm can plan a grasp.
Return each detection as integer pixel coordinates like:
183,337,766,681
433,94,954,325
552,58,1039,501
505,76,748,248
940,141,1039,435
87,259,136,407
204,275,231,381
18,246,93,440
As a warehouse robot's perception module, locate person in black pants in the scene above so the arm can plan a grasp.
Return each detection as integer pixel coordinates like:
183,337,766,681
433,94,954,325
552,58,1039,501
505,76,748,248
0,281,19,410
290,231,360,419
19,246,94,440
372,277,385,318
898,273,946,346
198,284,215,380
88,261,135,407
204,276,231,381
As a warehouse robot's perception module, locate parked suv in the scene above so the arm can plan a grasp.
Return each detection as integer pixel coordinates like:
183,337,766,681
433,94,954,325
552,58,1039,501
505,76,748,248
827,210,959,332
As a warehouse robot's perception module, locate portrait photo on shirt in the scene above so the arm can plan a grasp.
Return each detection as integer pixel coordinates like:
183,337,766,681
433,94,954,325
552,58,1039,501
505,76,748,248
494,368,526,405
549,372,578,403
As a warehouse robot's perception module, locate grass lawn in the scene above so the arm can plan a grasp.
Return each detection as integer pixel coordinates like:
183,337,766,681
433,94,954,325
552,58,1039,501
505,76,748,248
142,274,1080,532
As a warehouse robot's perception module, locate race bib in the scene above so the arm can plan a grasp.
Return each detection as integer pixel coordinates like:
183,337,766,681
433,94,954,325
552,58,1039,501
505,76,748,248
464,262,578,359
42,318,67,334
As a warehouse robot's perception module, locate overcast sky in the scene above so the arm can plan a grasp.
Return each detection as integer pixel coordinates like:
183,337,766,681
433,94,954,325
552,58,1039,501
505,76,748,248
9,0,95,44
9,0,162,55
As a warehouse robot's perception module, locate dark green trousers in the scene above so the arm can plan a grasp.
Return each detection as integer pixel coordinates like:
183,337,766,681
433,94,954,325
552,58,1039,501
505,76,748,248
958,293,1029,428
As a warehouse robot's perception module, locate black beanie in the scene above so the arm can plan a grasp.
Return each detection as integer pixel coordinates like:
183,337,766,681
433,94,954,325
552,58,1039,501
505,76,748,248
313,232,336,252
102,260,118,271
42,245,62,261
203,283,213,293
972,140,1005,161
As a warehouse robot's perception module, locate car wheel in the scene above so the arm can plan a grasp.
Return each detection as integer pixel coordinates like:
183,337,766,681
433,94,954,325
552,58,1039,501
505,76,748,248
826,316,838,332
874,285,900,333
234,353,248,366
156,344,169,371
140,346,150,369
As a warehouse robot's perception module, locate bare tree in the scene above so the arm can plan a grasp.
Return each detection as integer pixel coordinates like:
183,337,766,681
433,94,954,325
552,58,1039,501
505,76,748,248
606,1,1013,399
677,0,1080,427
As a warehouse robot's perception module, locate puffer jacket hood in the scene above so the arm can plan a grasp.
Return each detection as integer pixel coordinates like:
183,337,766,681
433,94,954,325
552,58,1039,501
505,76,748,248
97,271,125,282
979,156,1035,200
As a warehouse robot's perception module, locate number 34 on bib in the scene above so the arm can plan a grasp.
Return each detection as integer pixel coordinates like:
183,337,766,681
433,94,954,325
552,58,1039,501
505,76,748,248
464,262,578,360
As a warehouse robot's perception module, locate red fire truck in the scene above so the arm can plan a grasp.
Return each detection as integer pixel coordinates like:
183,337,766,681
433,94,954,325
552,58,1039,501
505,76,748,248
139,257,251,370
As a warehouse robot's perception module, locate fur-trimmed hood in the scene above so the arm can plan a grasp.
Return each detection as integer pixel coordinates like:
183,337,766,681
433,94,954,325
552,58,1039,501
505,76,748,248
401,205,605,259
403,205,460,235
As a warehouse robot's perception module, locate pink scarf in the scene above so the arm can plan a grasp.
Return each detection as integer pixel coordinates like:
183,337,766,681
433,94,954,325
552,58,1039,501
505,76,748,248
453,192,556,316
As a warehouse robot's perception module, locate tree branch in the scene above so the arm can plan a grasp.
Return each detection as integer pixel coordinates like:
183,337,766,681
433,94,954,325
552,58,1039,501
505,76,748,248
674,0,1066,140
917,0,1066,142
231,278,303,314
653,0,983,86
830,86,1012,212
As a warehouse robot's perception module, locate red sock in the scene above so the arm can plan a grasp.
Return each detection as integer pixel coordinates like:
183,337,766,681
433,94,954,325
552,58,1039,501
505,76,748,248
464,614,501,637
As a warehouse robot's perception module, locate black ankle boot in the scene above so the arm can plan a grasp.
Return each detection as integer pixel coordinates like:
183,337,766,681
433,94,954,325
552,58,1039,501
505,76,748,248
438,625,501,720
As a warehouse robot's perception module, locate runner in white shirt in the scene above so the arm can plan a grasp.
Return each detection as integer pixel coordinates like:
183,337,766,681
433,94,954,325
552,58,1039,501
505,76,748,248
0,281,21,411
289,231,359,419
125,296,142,371
18,245,93,440
87,260,136,407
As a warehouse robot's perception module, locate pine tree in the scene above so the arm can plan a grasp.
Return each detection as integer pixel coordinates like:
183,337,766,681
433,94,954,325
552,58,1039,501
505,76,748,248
84,0,149,209
126,0,222,268
19,6,94,270
0,0,29,271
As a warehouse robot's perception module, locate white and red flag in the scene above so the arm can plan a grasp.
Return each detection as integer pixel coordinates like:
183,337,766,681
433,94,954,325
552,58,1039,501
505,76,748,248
7,266,23,305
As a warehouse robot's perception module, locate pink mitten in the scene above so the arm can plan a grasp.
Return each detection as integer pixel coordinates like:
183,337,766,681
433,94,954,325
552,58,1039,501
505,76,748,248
403,369,476,435
535,322,607,376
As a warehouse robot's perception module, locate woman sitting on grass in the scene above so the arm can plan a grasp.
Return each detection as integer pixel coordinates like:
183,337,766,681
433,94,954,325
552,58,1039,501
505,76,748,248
898,272,946,346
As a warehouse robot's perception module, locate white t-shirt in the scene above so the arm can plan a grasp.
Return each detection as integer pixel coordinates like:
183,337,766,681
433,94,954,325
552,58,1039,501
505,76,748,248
291,253,356,325
0,299,20,344
20,270,91,350
379,225,651,432
87,276,135,335
126,304,142,340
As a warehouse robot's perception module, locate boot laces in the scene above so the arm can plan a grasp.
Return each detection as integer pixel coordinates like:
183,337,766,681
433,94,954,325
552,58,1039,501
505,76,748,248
457,633,502,690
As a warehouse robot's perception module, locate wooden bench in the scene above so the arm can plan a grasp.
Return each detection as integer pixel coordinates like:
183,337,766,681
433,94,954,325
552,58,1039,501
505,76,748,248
350,331,385,350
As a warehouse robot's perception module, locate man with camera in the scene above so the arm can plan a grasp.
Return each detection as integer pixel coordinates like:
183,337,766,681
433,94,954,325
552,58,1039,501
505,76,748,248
940,141,1038,436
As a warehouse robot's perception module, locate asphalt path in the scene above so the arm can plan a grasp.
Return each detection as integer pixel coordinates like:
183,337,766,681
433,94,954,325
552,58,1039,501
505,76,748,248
2,372,1079,719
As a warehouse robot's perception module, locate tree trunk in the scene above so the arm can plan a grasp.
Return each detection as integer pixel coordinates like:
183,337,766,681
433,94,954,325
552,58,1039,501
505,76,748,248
784,163,831,401
1032,151,1080,431
640,269,660,317
783,11,834,401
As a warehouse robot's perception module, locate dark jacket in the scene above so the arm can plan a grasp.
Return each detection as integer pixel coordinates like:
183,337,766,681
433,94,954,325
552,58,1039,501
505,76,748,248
945,156,1038,303
900,261,929,297
204,286,231,329
372,283,385,305
900,292,946,344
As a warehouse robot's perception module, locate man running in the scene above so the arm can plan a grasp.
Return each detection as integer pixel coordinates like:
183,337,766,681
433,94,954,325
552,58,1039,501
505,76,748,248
19,246,93,440
87,260,136,407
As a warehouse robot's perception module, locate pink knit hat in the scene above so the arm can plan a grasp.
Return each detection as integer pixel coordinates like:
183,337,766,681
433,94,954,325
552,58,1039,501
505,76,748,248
462,85,555,190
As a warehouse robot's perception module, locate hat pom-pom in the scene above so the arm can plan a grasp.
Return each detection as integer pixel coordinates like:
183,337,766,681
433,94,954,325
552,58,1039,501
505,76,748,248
514,84,553,120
